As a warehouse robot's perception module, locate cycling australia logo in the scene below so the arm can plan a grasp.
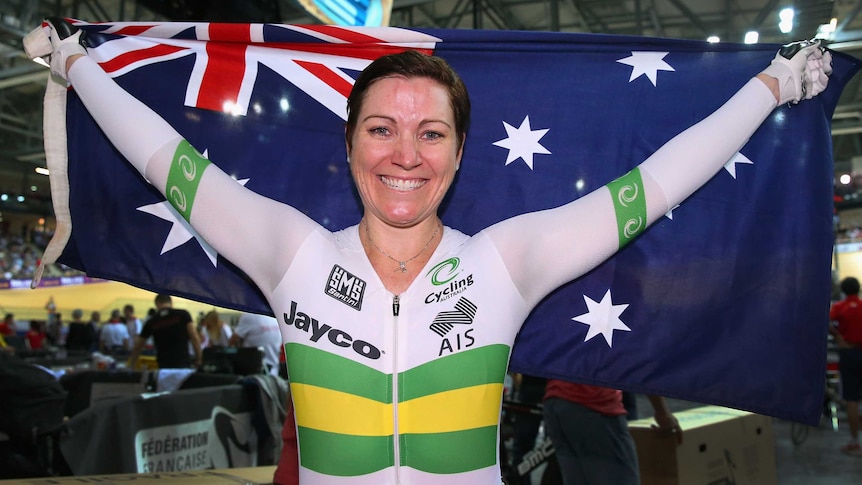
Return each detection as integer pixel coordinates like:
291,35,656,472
430,297,477,356
425,257,474,304
325,265,365,310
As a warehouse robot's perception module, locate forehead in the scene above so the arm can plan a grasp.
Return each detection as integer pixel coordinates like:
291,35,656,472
361,76,453,117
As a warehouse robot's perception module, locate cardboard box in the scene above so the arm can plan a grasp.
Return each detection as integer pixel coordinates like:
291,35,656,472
629,405,776,485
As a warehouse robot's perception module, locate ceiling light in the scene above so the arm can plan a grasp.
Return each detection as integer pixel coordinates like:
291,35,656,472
744,31,759,44
707,36,720,43
779,8,794,34
816,18,838,40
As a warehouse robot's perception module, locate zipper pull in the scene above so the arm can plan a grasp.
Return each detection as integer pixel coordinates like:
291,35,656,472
393,294,400,316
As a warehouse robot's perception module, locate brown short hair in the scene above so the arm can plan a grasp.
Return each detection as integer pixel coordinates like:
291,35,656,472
345,50,470,149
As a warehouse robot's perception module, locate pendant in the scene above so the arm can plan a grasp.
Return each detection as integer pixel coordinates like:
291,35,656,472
398,261,407,273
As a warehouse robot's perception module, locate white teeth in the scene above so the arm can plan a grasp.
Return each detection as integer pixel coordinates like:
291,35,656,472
380,176,426,191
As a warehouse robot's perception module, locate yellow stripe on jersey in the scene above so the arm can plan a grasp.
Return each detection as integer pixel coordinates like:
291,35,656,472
398,383,503,434
292,382,394,436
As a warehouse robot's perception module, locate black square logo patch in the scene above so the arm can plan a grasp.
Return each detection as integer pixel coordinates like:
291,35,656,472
325,265,365,311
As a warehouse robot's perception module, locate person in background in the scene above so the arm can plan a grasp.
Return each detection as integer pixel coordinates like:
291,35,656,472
829,276,862,456
542,380,682,485
129,293,201,369
99,309,130,355
44,295,56,326
65,308,96,353
88,310,101,351
200,310,232,348
25,321,46,350
122,303,142,349
45,311,63,347
0,313,15,336
230,311,282,376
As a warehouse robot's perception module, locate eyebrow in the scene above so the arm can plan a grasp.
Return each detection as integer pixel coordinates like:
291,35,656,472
361,114,453,129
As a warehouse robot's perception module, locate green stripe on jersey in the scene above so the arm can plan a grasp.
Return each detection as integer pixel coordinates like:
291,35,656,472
297,426,393,476
606,168,647,248
400,426,498,473
165,140,210,222
398,344,510,401
285,343,392,403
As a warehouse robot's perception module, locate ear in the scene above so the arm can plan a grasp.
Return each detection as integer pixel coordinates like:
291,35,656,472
344,125,352,163
455,138,465,171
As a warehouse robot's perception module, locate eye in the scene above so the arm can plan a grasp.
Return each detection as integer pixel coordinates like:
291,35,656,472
422,131,444,141
369,126,390,136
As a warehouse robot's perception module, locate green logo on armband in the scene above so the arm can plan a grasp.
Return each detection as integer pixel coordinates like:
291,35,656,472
166,140,210,222
607,168,646,248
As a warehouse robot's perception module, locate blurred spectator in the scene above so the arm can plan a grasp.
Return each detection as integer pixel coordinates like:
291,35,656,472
200,310,232,348
230,312,281,376
123,304,142,349
829,276,862,456
542,381,682,485
0,314,15,336
25,321,46,350
66,308,96,353
0,233,84,280
88,310,102,348
46,311,64,347
99,309,130,355
130,294,201,369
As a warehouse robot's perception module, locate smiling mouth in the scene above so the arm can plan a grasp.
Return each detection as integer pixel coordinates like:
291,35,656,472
379,176,426,192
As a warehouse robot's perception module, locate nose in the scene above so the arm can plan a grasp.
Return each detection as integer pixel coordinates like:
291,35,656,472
392,136,420,169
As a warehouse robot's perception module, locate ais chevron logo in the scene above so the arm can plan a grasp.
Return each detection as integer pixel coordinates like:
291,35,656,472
430,297,477,356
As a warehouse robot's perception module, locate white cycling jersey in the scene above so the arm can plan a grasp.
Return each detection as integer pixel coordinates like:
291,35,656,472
66,54,777,483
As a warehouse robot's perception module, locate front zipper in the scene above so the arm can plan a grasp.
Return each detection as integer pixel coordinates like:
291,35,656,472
392,293,401,483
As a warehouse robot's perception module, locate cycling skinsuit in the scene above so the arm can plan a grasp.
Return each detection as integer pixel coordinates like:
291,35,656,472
65,51,778,484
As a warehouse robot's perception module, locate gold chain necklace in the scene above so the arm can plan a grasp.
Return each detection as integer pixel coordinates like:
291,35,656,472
364,221,440,273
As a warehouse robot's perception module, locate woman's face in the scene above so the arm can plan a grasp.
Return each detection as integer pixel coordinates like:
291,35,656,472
348,76,463,228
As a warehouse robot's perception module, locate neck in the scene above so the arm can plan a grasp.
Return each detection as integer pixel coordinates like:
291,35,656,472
362,218,442,274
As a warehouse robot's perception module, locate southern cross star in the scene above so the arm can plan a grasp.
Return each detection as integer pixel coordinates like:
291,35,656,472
572,289,631,347
492,115,551,170
616,51,675,86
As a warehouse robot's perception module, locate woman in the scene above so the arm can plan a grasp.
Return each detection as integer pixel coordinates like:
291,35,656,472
42,18,830,484
200,310,232,348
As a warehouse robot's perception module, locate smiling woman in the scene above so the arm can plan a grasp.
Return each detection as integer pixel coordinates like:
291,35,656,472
36,16,833,485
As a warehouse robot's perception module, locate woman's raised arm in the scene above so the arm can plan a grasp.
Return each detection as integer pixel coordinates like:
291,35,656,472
486,41,832,307
42,18,320,294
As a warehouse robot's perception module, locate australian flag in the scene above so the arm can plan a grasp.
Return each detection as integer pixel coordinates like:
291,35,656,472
47,21,861,424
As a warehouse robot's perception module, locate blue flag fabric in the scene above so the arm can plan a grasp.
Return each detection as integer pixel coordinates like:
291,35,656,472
55,22,860,424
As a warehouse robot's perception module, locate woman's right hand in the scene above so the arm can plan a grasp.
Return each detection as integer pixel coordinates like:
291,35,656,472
44,17,88,81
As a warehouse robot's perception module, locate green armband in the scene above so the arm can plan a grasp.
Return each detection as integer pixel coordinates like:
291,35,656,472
606,168,647,248
165,140,211,222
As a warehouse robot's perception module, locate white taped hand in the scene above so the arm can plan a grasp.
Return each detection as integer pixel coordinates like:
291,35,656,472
760,40,833,105
45,18,87,81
